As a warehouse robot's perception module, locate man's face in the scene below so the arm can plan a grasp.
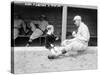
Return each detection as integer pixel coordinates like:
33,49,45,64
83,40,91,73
74,20,81,27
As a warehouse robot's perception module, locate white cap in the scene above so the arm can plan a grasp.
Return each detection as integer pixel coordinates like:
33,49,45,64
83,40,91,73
73,15,82,21
47,25,54,30
47,25,54,34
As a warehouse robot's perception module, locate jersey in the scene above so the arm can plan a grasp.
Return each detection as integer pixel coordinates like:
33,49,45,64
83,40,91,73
45,34,57,49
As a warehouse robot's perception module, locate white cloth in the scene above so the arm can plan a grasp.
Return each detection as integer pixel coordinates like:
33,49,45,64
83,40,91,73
31,20,48,31
29,20,48,40
14,28,19,40
74,22,90,42
61,22,90,51
38,21,48,31
30,29,43,40
14,20,23,28
30,22,36,32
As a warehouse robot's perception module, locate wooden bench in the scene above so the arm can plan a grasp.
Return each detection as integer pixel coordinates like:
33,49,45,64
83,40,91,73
18,34,46,46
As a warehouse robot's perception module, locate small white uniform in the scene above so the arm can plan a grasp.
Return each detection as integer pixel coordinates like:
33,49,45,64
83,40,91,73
61,22,90,51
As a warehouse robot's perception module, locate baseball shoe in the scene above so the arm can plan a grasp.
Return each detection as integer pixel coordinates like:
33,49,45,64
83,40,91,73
48,55,58,59
62,50,67,54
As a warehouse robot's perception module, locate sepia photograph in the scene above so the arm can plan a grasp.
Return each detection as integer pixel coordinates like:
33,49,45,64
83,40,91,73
11,1,97,74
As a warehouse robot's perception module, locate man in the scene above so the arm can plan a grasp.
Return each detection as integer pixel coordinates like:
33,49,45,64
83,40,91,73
48,15,90,59
14,15,26,40
26,15,49,46
45,25,59,57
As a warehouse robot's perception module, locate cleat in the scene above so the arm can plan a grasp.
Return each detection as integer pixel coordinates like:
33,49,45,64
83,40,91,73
62,50,67,54
48,55,58,59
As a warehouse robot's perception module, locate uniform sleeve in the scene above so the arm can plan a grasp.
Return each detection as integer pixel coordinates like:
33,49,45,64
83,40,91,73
76,26,90,42
21,21,26,32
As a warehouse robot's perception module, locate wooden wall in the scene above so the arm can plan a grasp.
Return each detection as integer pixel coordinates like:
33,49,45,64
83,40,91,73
14,4,97,37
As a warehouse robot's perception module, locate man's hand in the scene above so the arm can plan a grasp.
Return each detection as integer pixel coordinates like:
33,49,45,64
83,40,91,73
55,36,59,40
72,31,77,37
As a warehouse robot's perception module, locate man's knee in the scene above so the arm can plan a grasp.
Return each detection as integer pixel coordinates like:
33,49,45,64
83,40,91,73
30,35,39,40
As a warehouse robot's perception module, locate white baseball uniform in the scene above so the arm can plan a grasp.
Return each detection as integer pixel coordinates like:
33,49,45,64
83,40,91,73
14,19,25,40
30,20,48,40
61,22,90,51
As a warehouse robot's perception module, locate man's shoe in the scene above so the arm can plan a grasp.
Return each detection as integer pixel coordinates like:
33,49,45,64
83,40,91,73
62,50,67,54
48,55,58,59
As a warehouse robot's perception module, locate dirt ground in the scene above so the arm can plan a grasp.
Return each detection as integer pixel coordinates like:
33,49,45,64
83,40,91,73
13,47,97,74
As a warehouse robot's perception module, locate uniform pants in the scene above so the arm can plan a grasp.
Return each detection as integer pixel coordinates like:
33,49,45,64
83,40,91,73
30,28,43,40
61,38,88,51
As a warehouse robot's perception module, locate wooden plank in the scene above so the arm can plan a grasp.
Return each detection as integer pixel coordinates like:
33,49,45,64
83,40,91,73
61,5,67,42
14,1,97,9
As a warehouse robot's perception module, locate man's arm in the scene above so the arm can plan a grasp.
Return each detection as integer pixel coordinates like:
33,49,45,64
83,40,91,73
21,21,27,33
72,31,77,37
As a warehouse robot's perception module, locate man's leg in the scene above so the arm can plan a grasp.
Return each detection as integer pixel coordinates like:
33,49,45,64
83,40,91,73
14,28,19,40
60,39,73,54
61,40,83,56
48,40,71,59
51,39,86,57
54,43,73,57
26,39,33,46
69,41,87,55
61,39,73,46
26,29,43,46
26,32,34,47
48,46,68,59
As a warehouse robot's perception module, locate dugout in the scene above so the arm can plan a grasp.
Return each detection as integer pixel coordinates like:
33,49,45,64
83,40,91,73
11,2,97,46
12,2,63,46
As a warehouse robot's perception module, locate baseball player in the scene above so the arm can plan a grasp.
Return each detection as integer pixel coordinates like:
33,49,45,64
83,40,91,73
26,15,49,46
48,15,90,59
45,25,60,58
14,15,26,40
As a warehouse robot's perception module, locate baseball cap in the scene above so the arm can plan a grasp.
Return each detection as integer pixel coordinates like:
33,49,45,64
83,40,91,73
73,15,82,21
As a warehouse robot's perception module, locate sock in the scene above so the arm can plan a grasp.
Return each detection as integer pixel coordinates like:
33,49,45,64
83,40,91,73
27,39,32,45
